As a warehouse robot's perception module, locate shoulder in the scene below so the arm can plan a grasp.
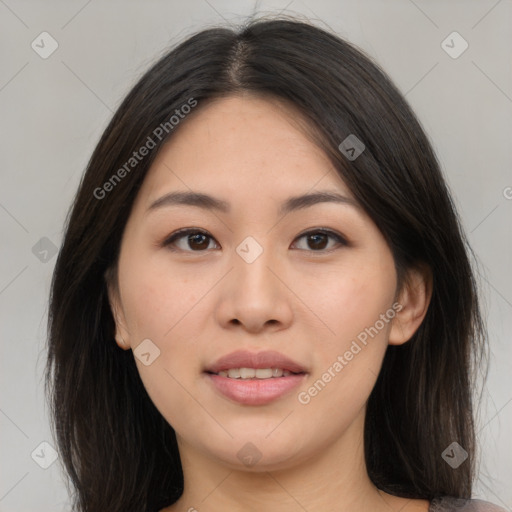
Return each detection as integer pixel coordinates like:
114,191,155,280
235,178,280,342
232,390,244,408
430,496,509,512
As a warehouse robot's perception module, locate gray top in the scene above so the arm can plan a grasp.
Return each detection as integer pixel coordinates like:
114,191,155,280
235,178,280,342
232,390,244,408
429,496,509,511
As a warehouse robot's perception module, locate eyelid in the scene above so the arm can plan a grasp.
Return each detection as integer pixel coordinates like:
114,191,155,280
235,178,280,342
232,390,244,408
161,227,349,252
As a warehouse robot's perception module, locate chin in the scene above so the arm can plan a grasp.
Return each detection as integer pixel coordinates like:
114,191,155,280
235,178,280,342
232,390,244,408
201,431,310,472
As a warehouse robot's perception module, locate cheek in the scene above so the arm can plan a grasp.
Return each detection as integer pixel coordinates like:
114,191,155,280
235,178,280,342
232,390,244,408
119,249,211,341
302,256,396,352
295,256,396,415
118,252,212,398
121,263,210,431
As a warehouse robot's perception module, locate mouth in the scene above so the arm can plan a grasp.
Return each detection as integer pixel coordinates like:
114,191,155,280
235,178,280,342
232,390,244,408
205,349,307,375
208,367,301,379
204,350,308,405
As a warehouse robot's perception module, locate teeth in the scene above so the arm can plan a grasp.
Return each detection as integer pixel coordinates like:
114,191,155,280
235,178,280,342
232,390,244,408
239,368,255,379
255,368,273,378
216,368,295,379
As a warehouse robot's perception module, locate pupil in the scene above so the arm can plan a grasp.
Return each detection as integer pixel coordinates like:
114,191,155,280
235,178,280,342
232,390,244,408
309,233,327,250
189,233,207,250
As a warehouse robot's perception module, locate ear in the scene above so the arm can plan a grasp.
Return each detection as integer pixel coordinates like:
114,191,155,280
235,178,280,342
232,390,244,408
104,266,131,351
388,264,432,346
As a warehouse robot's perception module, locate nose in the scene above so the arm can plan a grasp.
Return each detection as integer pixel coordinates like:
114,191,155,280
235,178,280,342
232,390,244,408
214,241,294,334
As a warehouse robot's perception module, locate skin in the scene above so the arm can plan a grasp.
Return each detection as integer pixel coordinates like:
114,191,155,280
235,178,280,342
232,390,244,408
107,94,432,512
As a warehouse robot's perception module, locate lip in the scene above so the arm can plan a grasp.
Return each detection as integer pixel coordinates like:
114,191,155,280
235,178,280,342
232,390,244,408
207,373,306,405
205,349,307,374
204,350,308,406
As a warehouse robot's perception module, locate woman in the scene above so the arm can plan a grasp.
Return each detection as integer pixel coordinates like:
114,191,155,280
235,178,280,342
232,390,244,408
45,16,507,512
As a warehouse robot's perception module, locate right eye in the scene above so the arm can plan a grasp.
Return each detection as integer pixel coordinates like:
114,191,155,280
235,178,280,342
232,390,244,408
162,228,220,252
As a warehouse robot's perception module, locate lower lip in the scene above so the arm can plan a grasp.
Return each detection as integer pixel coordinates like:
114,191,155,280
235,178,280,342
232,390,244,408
206,373,306,405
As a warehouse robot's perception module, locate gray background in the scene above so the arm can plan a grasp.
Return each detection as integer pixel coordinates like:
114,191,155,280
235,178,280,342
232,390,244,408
0,0,511,510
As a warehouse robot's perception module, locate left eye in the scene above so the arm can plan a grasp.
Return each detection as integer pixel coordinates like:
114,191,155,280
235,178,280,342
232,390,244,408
292,229,347,251
162,228,347,252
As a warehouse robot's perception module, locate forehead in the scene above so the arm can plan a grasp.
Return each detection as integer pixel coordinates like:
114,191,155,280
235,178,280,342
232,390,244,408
136,94,352,209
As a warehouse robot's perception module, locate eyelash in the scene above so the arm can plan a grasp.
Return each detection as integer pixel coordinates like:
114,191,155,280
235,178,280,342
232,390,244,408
161,227,348,253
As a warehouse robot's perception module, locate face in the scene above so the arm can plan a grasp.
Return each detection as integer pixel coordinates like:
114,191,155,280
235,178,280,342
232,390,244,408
108,94,420,471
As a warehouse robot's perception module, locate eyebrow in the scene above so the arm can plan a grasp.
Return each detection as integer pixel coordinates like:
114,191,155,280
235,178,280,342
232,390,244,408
146,190,359,216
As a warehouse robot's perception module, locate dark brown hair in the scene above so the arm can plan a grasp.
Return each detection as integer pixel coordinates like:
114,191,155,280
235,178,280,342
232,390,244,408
45,15,486,512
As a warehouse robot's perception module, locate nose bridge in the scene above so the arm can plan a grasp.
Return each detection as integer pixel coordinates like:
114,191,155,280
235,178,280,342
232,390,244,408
233,234,277,294
216,234,292,331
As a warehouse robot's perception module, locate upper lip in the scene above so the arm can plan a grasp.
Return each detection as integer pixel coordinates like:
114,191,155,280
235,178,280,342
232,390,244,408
205,350,307,374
